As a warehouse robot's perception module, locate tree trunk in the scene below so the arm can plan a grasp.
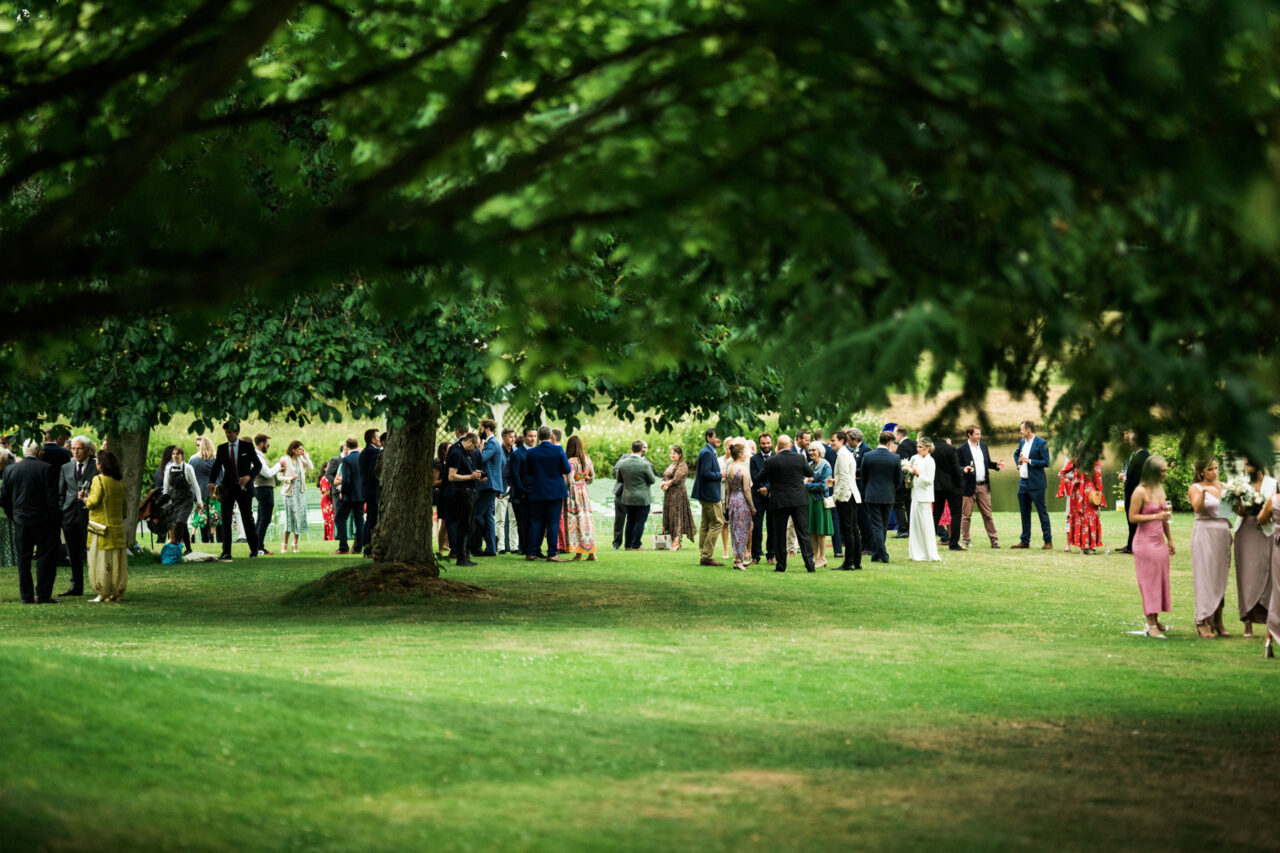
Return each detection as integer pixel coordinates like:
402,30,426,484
106,428,150,549
371,400,438,575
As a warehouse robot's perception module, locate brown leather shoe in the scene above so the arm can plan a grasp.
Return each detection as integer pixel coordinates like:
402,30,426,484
1010,543,1029,549
1042,542,1053,550
700,558,725,567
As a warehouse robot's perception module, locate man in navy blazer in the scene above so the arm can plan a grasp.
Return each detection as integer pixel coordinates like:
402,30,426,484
690,428,724,567
335,437,364,555
520,425,572,562
859,431,903,563
1012,420,1053,549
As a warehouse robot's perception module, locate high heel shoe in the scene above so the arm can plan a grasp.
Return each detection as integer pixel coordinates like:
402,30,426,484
1145,624,1165,639
1196,623,1215,639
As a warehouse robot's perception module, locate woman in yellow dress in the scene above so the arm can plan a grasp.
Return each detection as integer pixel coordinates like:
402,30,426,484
85,450,128,602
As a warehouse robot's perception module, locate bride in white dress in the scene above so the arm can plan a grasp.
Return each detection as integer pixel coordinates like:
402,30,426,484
909,437,941,562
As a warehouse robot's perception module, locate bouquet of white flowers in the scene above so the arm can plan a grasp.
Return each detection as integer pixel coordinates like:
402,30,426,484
1221,477,1264,516
901,458,915,490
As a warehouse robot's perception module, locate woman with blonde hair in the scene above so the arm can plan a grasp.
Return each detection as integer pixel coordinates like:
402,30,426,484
1130,456,1175,638
725,441,756,570
190,436,219,544
278,439,314,553
908,437,940,562
85,450,128,602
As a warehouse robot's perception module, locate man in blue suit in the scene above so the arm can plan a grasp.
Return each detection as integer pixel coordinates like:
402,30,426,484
474,418,504,557
334,437,364,555
520,425,572,562
690,428,724,567
1011,419,1053,550
859,431,903,563
507,428,537,557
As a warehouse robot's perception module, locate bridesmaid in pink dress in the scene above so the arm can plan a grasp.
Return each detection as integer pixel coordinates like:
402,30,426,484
1127,455,1175,638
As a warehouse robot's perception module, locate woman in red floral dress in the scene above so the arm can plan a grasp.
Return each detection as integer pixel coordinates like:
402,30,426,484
319,472,336,541
1057,454,1105,554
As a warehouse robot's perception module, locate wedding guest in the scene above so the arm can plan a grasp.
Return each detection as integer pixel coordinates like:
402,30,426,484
563,435,597,561
0,440,60,603
507,429,536,557
749,433,774,564
334,437,366,556
1267,491,1280,658
319,467,336,542
1058,446,1106,555
359,428,383,557
1012,420,1053,550
723,441,755,570
661,446,695,550
1118,429,1150,555
433,441,450,556
446,433,483,567
1232,459,1275,638
0,449,18,571
57,436,97,596
908,437,941,562
930,436,964,551
762,435,815,572
85,450,128,602
190,437,219,544
278,440,313,554
43,428,72,470
251,434,282,555
805,444,834,568
614,440,656,551
496,428,519,554
691,428,725,567
208,421,263,561
162,446,202,556
1129,456,1175,638
718,439,733,559
862,432,903,563
1189,459,1231,639
153,444,176,489
830,430,862,571
958,425,1003,549
893,425,916,538
521,425,571,562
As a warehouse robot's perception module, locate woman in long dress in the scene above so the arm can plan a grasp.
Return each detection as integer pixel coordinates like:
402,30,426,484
1058,453,1106,554
660,446,696,549
190,437,219,544
805,444,834,568
908,437,940,562
1189,459,1232,638
719,443,733,559
319,473,335,541
85,451,128,602
1267,492,1280,658
162,446,203,556
1129,455,1175,638
0,449,17,569
278,440,314,553
1232,459,1274,638
725,441,756,570
563,435,597,561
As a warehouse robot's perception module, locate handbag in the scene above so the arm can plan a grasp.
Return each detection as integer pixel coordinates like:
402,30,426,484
87,520,108,536
652,533,669,550
823,495,836,510
1088,490,1103,508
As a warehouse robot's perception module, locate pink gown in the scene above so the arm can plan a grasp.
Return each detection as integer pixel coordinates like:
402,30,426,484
1133,501,1172,615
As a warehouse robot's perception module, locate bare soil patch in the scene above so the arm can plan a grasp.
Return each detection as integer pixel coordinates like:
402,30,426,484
885,386,1067,437
281,561,496,606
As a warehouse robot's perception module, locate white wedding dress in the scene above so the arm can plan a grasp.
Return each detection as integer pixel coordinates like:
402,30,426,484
908,454,941,562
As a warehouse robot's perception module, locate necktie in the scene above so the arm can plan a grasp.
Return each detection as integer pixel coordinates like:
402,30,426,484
229,444,238,478
76,463,82,481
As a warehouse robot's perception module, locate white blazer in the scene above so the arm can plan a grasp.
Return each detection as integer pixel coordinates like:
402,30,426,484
832,445,860,504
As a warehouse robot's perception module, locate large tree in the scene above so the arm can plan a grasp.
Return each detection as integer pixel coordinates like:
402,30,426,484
3,0,1279,460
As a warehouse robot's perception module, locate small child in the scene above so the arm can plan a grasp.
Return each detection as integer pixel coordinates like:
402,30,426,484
160,527,184,565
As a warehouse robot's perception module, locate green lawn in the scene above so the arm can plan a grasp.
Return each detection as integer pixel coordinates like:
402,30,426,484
1,512,1276,851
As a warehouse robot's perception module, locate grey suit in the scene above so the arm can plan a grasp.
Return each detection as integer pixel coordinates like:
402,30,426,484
60,457,97,594
614,455,656,549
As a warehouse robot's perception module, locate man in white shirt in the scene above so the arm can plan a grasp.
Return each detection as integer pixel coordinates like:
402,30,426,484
957,425,1005,548
252,434,282,555
829,430,862,570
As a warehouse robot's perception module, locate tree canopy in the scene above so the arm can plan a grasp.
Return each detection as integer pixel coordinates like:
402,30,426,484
3,0,1279,460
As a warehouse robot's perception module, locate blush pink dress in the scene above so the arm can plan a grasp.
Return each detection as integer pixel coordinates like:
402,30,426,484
1134,501,1172,615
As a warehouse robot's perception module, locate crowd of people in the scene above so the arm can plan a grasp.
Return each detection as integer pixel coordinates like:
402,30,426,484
2,418,1279,658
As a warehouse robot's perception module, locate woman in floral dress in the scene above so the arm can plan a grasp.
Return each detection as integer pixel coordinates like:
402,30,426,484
661,446,696,549
1057,452,1106,554
318,471,335,541
724,441,755,570
563,435,597,560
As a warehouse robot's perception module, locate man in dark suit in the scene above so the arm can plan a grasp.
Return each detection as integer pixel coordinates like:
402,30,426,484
335,436,364,555
1118,429,1150,555
520,425,571,562
42,428,72,470
893,425,916,538
507,428,537,557
930,436,965,551
861,431,904,563
749,432,774,564
1011,419,1053,550
691,428,724,567
1,440,62,603
208,421,264,561
957,425,1004,549
445,433,483,566
762,435,815,572
358,428,382,557
58,436,97,596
